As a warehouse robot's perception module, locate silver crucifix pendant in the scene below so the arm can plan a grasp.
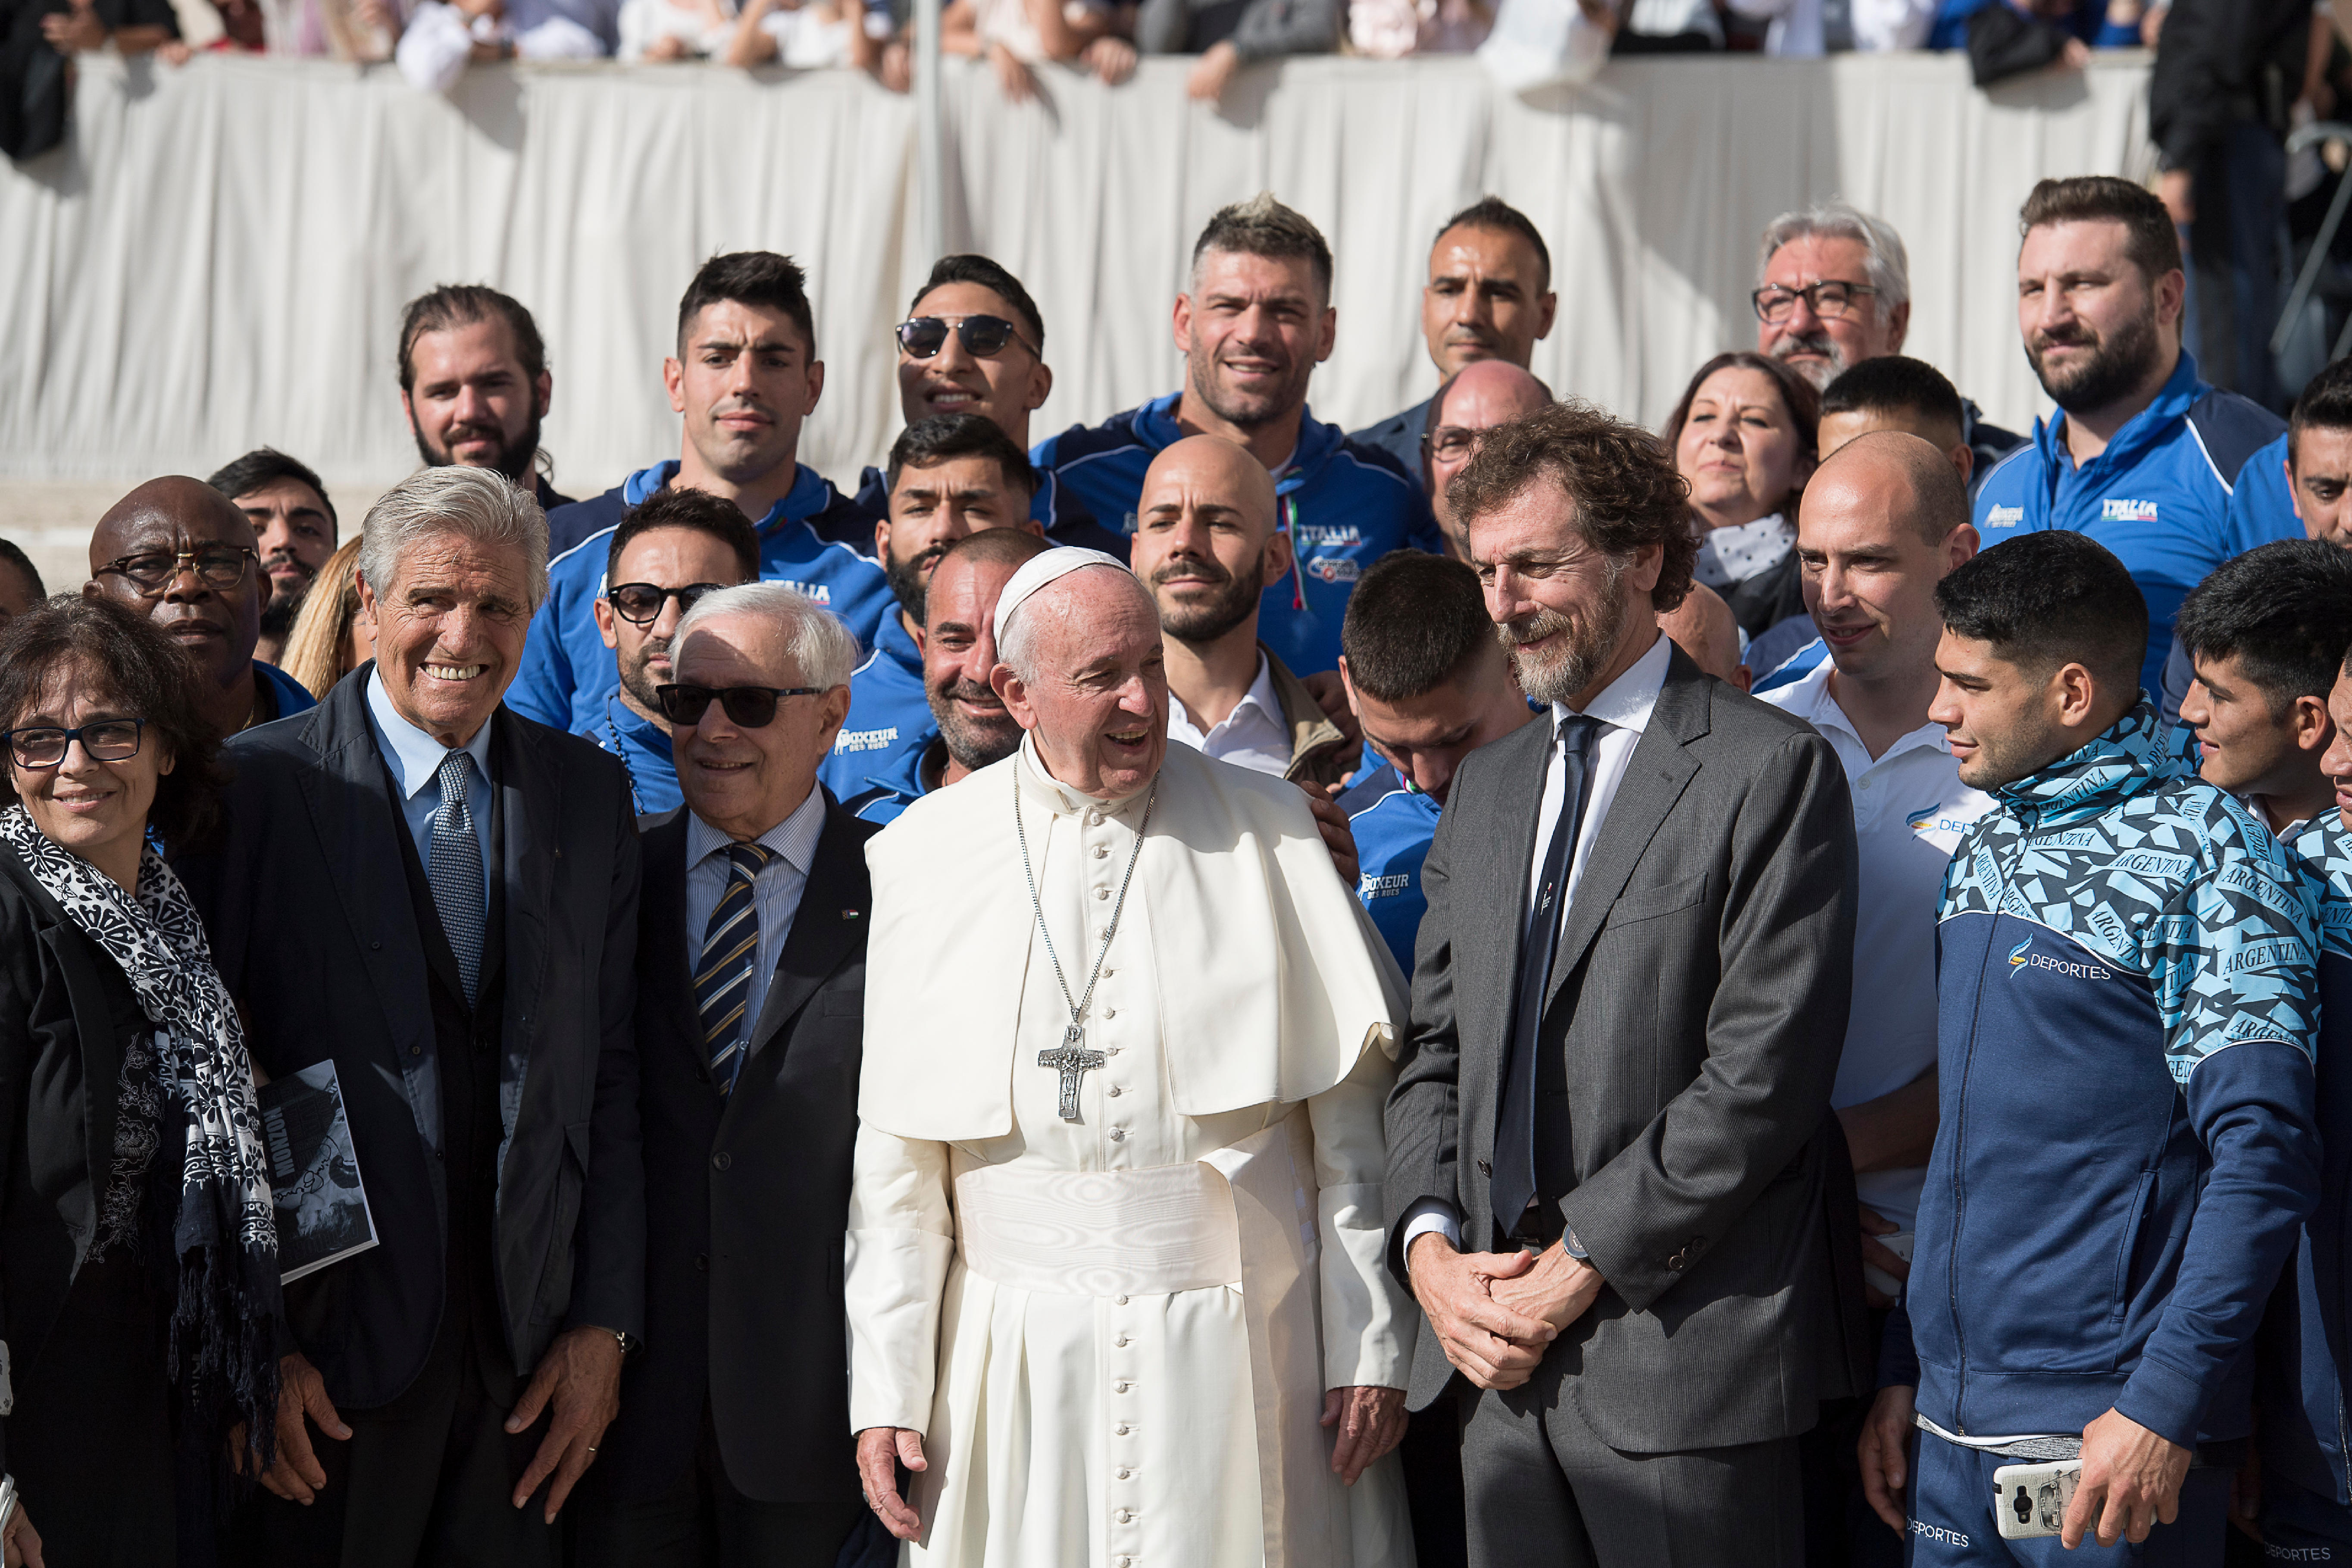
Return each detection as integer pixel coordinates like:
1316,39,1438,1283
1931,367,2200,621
1038,1022,1107,1122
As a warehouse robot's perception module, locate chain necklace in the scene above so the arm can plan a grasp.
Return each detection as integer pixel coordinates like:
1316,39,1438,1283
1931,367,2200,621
1014,767,1157,1121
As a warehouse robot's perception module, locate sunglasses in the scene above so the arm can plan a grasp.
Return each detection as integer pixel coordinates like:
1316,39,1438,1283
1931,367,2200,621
606,582,727,626
894,315,1038,361
655,684,823,729
4,717,147,770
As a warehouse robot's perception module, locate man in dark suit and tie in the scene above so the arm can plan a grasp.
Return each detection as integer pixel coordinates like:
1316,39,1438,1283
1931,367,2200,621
179,466,644,1567
1384,401,1861,1567
574,580,875,1566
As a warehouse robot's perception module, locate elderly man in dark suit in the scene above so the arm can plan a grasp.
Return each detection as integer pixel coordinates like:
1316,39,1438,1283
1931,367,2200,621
1384,401,1860,1568
574,581,874,1567
179,465,643,1568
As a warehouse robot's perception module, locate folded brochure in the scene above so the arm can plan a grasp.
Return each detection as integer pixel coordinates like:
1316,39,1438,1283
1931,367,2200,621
259,1060,379,1283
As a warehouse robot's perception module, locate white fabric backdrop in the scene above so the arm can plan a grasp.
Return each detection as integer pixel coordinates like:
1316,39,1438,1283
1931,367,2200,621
0,49,2152,498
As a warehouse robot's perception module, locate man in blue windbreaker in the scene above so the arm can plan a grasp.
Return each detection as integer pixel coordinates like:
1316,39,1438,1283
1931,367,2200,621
1974,176,2286,701
1030,193,1443,678
510,252,888,734
1857,531,2322,1564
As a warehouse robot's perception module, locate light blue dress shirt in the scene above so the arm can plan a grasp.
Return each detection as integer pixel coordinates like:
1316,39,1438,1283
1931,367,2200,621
683,785,827,1036
364,667,496,913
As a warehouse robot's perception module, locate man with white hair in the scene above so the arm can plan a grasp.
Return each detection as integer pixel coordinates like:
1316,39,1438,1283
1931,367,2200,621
845,547,1416,1566
1754,200,2021,485
178,466,644,1564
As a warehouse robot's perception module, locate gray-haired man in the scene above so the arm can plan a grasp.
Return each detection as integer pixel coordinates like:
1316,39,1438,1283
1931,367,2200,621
179,466,644,1567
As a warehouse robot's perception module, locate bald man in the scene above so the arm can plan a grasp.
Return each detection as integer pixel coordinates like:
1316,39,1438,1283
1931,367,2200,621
1658,582,1750,692
1753,433,1990,1565
1425,361,1552,561
1132,435,1353,787
84,476,317,739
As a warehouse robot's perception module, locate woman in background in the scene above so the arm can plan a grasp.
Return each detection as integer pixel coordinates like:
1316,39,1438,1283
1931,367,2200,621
277,535,374,699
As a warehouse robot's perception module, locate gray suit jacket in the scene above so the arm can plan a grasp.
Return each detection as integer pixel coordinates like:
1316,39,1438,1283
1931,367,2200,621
1383,644,1859,1452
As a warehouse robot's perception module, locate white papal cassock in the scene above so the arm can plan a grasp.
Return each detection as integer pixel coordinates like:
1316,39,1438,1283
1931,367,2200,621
846,737,1416,1568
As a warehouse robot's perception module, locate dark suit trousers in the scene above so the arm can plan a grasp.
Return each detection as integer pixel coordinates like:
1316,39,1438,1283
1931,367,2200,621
1461,1354,1802,1568
572,1402,864,1568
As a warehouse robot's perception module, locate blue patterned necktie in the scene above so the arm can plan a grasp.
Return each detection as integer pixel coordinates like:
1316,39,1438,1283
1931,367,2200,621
428,750,486,1007
696,842,774,1095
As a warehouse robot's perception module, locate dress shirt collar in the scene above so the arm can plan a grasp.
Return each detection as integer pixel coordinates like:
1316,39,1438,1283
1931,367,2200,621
1777,655,1954,766
687,781,827,876
1549,629,1672,741
1169,651,1280,739
366,665,496,798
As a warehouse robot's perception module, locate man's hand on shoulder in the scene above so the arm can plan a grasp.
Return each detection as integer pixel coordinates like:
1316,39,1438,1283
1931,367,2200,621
1486,1241,1604,1333
857,1427,928,1540
1301,782,1360,885
2063,1408,2191,1549
1404,1232,1556,1390
504,1324,625,1522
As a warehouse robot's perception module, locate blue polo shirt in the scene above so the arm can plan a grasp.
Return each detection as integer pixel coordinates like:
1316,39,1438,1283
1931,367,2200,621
1973,351,2286,695
1341,763,1442,975
1031,392,1443,676
817,611,934,806
509,460,895,735
581,689,679,818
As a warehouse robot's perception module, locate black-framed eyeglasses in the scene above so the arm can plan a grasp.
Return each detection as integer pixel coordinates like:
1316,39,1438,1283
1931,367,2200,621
1424,425,1487,464
1751,282,1879,325
655,684,824,729
894,314,1039,361
96,546,258,595
4,718,146,770
606,582,727,626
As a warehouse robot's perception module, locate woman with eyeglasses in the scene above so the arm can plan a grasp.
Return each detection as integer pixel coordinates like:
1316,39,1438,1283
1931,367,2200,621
1661,350,1821,639
277,537,378,701
0,599,281,1568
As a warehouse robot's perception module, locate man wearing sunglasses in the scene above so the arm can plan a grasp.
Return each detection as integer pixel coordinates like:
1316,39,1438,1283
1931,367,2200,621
1032,194,1443,681
514,251,889,737
83,475,317,740
583,489,760,817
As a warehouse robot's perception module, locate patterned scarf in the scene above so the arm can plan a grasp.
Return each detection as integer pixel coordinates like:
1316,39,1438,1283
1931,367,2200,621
0,806,279,1460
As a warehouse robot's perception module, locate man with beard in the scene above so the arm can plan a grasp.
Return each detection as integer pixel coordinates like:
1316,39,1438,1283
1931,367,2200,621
581,488,759,817
841,527,1051,823
1351,198,1559,487
398,285,576,516
1422,360,1553,562
1754,201,2020,494
1976,176,2290,701
1131,435,1352,787
1032,194,1442,678
818,415,1042,806
208,447,340,666
84,476,317,739
1383,400,1861,1568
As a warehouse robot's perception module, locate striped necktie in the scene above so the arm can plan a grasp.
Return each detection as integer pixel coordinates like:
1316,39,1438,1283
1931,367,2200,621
428,750,485,1007
696,842,774,1095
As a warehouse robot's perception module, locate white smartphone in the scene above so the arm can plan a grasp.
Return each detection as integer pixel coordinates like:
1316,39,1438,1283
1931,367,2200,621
1992,1459,2080,1540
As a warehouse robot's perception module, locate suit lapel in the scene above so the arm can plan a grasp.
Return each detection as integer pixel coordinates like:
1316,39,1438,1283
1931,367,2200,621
494,710,552,1077
734,809,868,1077
1479,720,1553,1015
636,811,701,1070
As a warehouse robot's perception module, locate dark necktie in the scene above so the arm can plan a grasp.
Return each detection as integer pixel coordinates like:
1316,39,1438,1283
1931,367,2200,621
695,842,774,1096
427,750,485,1007
1490,714,1601,1234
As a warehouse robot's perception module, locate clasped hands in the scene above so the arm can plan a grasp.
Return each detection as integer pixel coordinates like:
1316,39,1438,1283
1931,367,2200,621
1407,1231,1604,1391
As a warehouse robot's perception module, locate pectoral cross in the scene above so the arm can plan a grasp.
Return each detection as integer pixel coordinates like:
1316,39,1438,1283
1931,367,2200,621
1038,1023,1106,1123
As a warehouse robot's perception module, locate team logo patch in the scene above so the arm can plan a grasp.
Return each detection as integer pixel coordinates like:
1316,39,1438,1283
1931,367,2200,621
1359,873,1411,899
834,726,899,754
2101,498,2159,523
1306,556,1361,584
1295,523,1364,548
774,580,833,604
1985,505,2024,528
2008,938,2033,972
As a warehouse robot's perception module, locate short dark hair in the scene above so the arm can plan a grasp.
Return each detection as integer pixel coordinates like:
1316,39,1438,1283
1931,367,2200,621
911,255,1046,355
0,538,45,602
1435,196,1552,295
1935,532,2148,692
2018,176,2182,283
0,597,230,850
1192,194,1334,303
397,285,549,396
2174,539,2352,714
1819,356,1966,438
205,448,339,536
1449,400,1698,615
2290,356,2352,468
1341,552,1495,702
677,252,816,359
605,489,761,584
885,414,1038,501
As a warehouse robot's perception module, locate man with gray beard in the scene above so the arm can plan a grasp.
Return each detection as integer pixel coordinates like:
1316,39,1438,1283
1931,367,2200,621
1384,400,1862,1568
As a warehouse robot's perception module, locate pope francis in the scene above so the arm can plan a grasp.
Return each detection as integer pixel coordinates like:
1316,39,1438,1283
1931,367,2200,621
845,546,1417,1567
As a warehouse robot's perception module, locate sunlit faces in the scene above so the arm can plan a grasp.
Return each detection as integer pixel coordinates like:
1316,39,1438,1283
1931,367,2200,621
6,659,172,891
357,532,536,748
85,484,263,693
1675,365,1813,530
1421,224,1557,378
231,477,337,611
671,613,850,840
994,569,1170,799
895,281,1052,434
1174,250,1336,431
1427,362,1553,556
1758,234,1907,391
2179,649,2330,803
1796,467,1975,688
1468,482,1661,709
1131,437,1284,646
403,317,550,483
665,300,824,486
1929,630,2082,792
920,553,1028,776
2321,670,2352,829
2293,428,2352,549
877,455,1040,624
592,527,751,726
2016,219,2176,415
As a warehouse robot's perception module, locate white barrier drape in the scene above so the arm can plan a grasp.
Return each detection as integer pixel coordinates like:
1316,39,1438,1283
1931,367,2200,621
0,49,2150,496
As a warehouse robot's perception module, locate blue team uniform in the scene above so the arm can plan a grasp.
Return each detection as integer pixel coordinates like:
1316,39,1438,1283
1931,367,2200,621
1342,763,1440,975
1031,391,1443,675
841,735,945,825
581,689,679,818
2156,431,2302,723
818,612,934,806
1972,352,2287,696
509,460,894,735
1883,700,2321,1563
1751,636,1825,695
254,658,318,721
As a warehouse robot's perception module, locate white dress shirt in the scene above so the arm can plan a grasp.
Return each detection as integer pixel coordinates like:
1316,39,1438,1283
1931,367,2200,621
363,667,494,913
1167,651,1292,778
1758,656,1992,1232
683,784,829,1036
1403,630,1675,1255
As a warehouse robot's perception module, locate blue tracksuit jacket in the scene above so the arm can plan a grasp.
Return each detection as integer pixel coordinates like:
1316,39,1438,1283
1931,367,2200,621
509,461,893,735
580,688,679,818
840,737,944,825
1341,763,1440,975
816,612,933,807
1031,392,1443,676
1883,700,2322,1449
1974,352,2286,695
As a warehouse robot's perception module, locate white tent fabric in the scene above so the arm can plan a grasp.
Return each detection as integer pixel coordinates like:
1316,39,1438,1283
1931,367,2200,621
0,50,2151,496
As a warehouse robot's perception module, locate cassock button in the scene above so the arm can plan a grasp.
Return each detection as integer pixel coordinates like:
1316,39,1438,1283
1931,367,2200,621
1115,1509,1133,1523
1094,846,1109,859
1114,1295,1129,1305
1117,1467,1132,1480
1108,1086,1122,1097
1115,1336,1130,1347
713,1152,732,1171
1110,1129,1126,1141
1115,1423,1131,1435
1095,888,1110,901
1104,1007,1117,1019
1114,1380,1131,1393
